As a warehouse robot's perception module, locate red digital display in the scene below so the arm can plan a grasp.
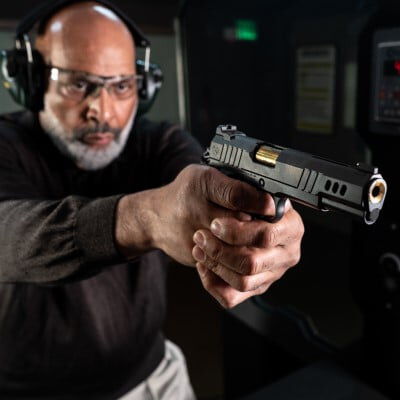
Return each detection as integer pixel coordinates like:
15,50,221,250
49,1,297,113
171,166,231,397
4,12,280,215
384,60,400,76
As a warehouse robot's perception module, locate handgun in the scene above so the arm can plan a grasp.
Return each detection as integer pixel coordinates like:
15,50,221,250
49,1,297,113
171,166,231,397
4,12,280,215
202,125,387,224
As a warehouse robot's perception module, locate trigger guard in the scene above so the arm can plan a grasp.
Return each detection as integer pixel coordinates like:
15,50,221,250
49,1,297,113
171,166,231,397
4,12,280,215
265,197,287,223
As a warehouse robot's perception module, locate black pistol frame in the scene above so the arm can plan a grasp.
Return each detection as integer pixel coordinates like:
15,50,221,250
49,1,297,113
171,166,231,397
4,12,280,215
203,125,387,225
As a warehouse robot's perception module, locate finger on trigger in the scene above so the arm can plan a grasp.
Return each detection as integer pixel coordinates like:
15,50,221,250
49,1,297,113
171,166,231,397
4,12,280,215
202,167,275,215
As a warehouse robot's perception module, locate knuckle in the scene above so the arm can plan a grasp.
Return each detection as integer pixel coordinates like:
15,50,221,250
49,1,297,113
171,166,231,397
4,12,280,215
289,248,302,267
248,254,260,275
226,185,243,209
279,248,301,271
237,276,253,292
255,229,270,248
291,210,305,239
204,169,238,208
298,219,305,239
209,240,224,262
199,167,214,196
267,226,279,246
257,226,278,248
227,231,237,244
205,258,219,273
201,165,214,184
237,256,250,275
238,254,259,275
255,282,271,295
224,300,236,309
221,184,236,208
221,224,237,244
221,293,239,309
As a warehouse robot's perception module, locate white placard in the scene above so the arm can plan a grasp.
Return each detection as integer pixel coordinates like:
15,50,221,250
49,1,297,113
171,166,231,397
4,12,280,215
296,46,336,134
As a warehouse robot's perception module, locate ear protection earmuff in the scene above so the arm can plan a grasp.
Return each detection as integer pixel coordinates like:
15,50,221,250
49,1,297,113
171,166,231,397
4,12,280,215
0,0,163,114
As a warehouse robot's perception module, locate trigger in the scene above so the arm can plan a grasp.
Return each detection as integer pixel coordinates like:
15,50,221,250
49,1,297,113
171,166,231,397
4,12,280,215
265,196,287,223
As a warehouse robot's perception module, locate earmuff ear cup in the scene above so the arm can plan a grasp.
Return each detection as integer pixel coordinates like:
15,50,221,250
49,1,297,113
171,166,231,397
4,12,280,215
136,59,163,115
0,48,46,112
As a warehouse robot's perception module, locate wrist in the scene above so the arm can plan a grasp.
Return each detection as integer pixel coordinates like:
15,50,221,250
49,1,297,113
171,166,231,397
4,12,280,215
114,189,162,259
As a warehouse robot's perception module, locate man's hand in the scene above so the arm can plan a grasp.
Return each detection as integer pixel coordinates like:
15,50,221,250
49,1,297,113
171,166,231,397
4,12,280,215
115,164,304,307
192,204,303,308
151,164,285,266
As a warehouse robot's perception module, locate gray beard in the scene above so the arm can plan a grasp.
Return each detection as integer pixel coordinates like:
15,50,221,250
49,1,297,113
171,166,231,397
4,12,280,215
39,107,137,170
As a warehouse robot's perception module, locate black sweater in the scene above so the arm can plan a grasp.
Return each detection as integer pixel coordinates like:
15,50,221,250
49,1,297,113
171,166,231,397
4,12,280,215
0,112,202,399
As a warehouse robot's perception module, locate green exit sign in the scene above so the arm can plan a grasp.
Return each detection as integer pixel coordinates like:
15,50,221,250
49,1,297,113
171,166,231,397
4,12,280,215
235,20,258,41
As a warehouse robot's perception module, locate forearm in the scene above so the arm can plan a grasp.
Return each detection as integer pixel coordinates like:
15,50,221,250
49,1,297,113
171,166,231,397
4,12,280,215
0,184,181,284
0,195,123,284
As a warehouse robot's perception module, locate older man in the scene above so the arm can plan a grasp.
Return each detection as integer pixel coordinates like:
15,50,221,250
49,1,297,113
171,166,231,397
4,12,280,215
0,1,304,399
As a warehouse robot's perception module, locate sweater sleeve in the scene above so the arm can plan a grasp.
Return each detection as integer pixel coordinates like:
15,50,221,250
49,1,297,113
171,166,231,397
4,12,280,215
0,196,125,284
0,134,124,284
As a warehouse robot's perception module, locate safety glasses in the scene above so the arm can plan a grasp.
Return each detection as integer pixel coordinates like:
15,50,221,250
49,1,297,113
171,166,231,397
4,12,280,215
47,65,143,102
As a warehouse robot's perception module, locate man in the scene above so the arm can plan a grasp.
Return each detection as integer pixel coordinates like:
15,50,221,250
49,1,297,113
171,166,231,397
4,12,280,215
0,1,304,399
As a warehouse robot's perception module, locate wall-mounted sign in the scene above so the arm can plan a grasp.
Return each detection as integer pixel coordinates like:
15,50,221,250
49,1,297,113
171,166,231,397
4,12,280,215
296,45,336,134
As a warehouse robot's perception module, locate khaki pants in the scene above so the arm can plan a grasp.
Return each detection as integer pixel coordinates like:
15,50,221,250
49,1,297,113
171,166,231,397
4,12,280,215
119,340,196,400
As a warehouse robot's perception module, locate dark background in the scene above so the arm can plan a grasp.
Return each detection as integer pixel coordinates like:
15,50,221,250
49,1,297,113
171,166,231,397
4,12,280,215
2,1,400,400
177,1,400,399
0,0,180,32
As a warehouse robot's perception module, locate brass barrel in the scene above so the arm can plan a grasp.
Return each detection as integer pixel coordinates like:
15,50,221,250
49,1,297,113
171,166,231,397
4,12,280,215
368,178,387,205
255,146,280,167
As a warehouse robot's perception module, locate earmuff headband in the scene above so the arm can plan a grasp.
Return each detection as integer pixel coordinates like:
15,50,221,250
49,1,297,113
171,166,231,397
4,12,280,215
16,0,151,48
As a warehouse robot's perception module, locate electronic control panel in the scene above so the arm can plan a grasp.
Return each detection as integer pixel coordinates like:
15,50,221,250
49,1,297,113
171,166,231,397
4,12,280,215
371,28,400,135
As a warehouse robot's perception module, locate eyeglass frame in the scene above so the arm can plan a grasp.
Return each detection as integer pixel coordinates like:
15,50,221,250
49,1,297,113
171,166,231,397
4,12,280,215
45,64,143,102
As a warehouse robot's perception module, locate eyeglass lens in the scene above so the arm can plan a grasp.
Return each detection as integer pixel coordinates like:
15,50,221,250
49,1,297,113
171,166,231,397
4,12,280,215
53,70,142,101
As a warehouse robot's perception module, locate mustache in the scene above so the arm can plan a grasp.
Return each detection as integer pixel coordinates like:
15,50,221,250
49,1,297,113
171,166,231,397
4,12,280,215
73,123,121,140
